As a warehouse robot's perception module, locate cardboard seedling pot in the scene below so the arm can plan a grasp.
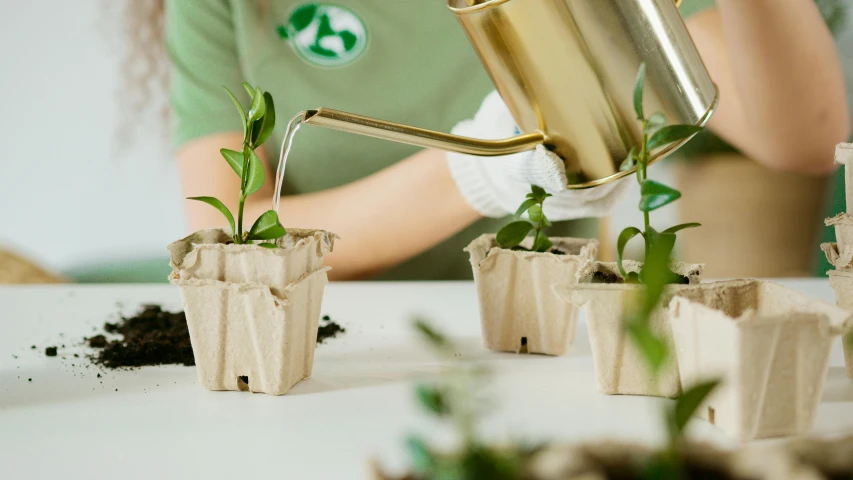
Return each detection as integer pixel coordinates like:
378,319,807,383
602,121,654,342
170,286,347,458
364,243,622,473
552,261,704,398
168,228,336,395
825,214,853,254
827,270,853,380
669,280,852,441
465,234,598,356
820,242,853,272
836,143,853,213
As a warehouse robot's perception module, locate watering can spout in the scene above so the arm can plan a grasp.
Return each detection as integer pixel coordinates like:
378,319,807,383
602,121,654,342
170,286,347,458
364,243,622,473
302,108,548,157
297,0,717,189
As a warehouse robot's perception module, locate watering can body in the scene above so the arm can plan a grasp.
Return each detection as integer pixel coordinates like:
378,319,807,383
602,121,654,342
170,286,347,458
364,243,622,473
301,0,718,188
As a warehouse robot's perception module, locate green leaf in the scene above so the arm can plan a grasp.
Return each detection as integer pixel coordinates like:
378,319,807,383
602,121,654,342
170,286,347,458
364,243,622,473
496,221,534,248
258,242,277,249
247,210,286,241
188,197,235,235
253,92,276,146
413,319,450,350
644,112,666,135
639,180,681,212
527,204,551,227
616,227,643,278
247,86,266,124
223,87,248,137
638,229,678,318
244,149,265,196
415,384,448,416
514,199,537,218
620,147,638,172
405,436,435,473
626,321,668,375
647,124,703,150
663,223,701,234
530,185,548,202
673,379,721,434
633,63,647,120
241,81,255,100
220,148,244,178
532,230,553,253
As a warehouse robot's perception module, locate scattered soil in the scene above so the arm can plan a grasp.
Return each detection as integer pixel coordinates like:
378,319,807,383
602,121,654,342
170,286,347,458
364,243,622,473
44,346,57,357
88,305,195,369
317,315,345,344
550,248,566,255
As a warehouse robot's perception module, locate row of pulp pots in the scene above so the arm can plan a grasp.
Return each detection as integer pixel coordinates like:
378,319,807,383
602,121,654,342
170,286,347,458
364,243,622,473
466,234,853,442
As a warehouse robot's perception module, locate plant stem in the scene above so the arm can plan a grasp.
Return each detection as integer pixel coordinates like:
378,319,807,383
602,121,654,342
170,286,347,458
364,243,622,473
639,124,650,259
236,138,251,243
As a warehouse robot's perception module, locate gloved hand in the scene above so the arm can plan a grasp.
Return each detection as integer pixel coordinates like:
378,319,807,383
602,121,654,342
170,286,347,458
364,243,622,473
447,90,630,220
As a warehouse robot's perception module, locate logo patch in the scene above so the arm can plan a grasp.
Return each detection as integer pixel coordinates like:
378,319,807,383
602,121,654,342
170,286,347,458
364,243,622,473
277,3,369,67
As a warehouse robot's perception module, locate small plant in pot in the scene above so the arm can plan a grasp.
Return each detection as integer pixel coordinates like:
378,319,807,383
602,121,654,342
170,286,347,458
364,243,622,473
466,186,599,356
168,83,336,396
553,63,705,398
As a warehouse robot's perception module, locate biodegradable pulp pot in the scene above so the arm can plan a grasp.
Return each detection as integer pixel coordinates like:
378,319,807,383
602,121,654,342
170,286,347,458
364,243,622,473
820,242,853,272
465,234,598,356
552,261,703,398
827,270,853,380
168,228,336,395
836,142,853,213
825,214,853,254
669,279,852,441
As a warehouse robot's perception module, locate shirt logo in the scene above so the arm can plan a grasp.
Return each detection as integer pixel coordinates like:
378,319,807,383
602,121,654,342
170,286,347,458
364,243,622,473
277,3,369,68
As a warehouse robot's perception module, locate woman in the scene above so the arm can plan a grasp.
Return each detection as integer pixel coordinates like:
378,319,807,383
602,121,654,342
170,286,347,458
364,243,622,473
164,0,849,281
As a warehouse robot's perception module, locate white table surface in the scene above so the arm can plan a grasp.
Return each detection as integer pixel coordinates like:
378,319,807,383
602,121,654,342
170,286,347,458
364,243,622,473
1,280,851,479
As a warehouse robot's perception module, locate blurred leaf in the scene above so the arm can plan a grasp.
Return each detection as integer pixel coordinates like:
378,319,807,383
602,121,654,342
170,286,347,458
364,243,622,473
532,230,553,253
620,147,639,172
188,197,235,235
258,242,277,249
644,112,666,135
247,86,266,124
648,125,703,150
673,379,720,434
617,227,643,278
415,384,449,416
514,199,537,218
634,63,647,120
220,148,244,178
639,180,681,212
626,321,668,375
247,210,286,241
253,92,277,146
223,87,248,137
663,223,701,234
413,319,451,351
497,221,533,249
405,436,435,474
244,149,265,196
639,229,677,317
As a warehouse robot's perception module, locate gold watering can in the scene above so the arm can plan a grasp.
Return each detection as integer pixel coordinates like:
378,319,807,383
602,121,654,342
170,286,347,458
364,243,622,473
295,0,718,188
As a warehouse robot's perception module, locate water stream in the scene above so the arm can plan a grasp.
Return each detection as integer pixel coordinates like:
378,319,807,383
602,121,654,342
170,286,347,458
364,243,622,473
272,112,307,214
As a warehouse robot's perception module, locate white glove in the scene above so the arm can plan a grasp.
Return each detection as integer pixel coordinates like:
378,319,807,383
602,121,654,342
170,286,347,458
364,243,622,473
446,90,630,220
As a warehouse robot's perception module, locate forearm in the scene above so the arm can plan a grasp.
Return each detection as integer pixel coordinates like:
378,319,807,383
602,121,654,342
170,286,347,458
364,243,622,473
240,148,481,280
689,0,850,174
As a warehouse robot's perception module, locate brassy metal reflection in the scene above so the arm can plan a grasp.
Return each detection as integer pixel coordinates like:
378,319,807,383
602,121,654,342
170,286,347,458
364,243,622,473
300,0,716,188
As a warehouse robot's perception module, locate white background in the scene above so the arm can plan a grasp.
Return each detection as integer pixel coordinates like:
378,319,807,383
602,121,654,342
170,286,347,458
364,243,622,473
1,1,851,277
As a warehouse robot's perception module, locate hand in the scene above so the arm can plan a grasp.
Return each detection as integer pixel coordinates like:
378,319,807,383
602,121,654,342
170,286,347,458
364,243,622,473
446,91,630,220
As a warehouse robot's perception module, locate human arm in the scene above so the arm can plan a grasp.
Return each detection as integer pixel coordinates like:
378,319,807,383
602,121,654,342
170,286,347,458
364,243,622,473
686,0,850,175
177,133,480,280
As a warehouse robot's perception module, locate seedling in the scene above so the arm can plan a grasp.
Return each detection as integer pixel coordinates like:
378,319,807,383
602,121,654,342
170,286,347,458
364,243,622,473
619,63,704,375
392,320,535,480
188,83,286,247
496,185,554,253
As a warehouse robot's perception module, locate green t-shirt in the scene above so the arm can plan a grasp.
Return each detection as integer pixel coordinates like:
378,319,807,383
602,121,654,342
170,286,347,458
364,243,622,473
165,0,597,281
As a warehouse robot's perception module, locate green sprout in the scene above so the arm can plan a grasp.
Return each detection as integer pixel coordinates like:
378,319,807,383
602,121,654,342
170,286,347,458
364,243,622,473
397,320,534,480
188,83,286,247
496,185,554,253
